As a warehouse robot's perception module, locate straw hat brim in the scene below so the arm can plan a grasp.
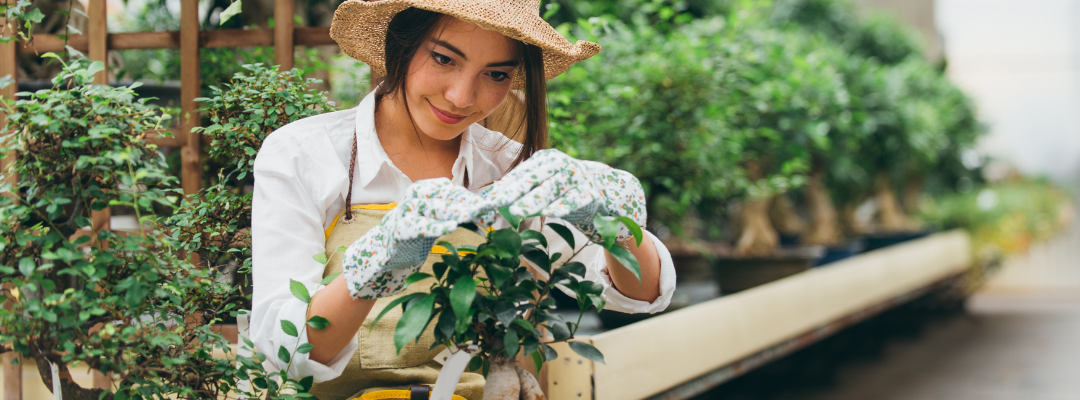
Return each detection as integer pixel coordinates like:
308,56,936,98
330,0,602,90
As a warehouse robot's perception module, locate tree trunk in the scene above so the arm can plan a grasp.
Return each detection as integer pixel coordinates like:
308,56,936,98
36,356,113,400
840,203,869,236
802,167,842,246
768,194,806,236
734,197,779,257
875,173,919,233
902,175,923,215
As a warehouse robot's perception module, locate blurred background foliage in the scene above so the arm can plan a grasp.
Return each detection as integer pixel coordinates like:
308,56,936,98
12,0,1067,258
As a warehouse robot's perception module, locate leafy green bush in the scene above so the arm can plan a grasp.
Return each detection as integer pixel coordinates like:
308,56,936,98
0,57,241,399
548,18,735,233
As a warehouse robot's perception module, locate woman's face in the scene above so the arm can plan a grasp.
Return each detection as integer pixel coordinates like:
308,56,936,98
403,17,520,141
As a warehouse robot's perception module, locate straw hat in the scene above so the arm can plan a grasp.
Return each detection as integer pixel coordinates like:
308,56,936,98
330,0,602,89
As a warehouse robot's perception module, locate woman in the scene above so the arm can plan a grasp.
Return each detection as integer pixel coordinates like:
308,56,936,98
250,0,677,398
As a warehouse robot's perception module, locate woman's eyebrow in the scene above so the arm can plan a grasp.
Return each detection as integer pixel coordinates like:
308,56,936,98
431,39,519,68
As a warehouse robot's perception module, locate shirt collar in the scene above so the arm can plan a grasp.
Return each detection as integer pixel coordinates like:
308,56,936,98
352,89,481,191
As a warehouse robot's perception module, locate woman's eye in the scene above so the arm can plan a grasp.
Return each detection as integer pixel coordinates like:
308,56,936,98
431,52,452,66
489,71,510,82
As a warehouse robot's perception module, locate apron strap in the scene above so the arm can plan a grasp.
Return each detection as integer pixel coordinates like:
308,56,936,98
344,128,359,222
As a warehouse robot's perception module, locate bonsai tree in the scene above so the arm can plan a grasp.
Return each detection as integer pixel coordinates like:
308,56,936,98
547,17,738,237
0,57,242,399
708,17,850,255
382,215,642,399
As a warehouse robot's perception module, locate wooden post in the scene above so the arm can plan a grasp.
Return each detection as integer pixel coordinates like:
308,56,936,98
180,0,201,196
274,0,295,71
87,0,111,238
1,13,24,400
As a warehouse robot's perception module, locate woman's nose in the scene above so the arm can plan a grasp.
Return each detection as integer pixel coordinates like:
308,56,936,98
444,75,476,110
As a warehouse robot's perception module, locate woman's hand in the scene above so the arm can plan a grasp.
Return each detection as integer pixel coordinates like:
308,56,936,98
342,178,490,299
482,149,648,243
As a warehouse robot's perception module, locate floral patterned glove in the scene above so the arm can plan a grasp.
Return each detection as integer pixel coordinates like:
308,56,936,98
480,149,647,243
342,178,491,299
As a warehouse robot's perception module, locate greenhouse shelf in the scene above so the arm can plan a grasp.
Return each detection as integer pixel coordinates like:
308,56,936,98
545,230,972,400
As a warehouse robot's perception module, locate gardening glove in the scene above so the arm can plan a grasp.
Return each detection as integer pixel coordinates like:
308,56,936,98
479,149,647,243
342,178,492,299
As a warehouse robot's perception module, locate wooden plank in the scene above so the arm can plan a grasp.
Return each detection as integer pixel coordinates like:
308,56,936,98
109,31,179,50
579,231,971,400
179,0,201,196
545,341,593,400
295,27,336,46
274,0,295,71
204,28,274,49
16,28,334,53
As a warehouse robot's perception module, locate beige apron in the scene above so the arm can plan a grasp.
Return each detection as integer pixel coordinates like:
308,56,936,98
308,204,487,400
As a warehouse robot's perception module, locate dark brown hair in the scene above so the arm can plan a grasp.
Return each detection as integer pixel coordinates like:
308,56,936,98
374,7,548,172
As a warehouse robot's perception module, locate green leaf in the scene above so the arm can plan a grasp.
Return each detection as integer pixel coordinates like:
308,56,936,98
512,318,534,332
617,216,644,246
593,215,620,249
290,279,311,303
547,223,575,249
281,320,298,337
492,301,517,327
608,245,641,282
306,316,330,330
436,240,457,256
531,350,544,375
369,292,425,332
277,345,291,364
219,0,242,25
296,343,314,354
18,257,34,277
468,355,483,372
490,229,522,258
522,248,550,273
486,264,513,288
320,272,341,286
547,320,570,341
402,272,432,289
394,293,436,354
313,253,328,264
450,275,476,329
541,343,558,361
568,341,605,365
499,207,521,230
299,375,315,391
520,230,547,248
503,329,519,359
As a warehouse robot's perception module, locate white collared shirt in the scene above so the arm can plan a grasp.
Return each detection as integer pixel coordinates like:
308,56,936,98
250,89,677,382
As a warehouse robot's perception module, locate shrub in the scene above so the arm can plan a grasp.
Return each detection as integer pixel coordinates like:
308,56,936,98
0,57,240,399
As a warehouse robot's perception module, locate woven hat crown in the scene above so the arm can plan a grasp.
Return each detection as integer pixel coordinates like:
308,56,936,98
330,0,601,90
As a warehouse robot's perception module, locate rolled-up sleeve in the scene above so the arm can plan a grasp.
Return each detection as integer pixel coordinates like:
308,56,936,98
522,218,676,314
251,134,356,382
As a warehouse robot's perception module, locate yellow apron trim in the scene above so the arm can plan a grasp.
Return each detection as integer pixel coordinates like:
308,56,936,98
325,203,400,240
356,390,466,400
325,203,491,255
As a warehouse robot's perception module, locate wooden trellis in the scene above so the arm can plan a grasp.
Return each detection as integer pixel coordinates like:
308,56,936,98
0,0,334,396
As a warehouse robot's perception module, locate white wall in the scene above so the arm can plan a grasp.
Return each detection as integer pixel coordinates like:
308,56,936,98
937,0,1080,185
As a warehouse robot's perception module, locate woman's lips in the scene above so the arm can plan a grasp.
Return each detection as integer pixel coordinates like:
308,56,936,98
428,101,467,125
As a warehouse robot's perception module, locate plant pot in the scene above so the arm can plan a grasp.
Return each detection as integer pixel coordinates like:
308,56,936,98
778,233,802,247
863,230,933,252
813,238,867,267
712,246,825,294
